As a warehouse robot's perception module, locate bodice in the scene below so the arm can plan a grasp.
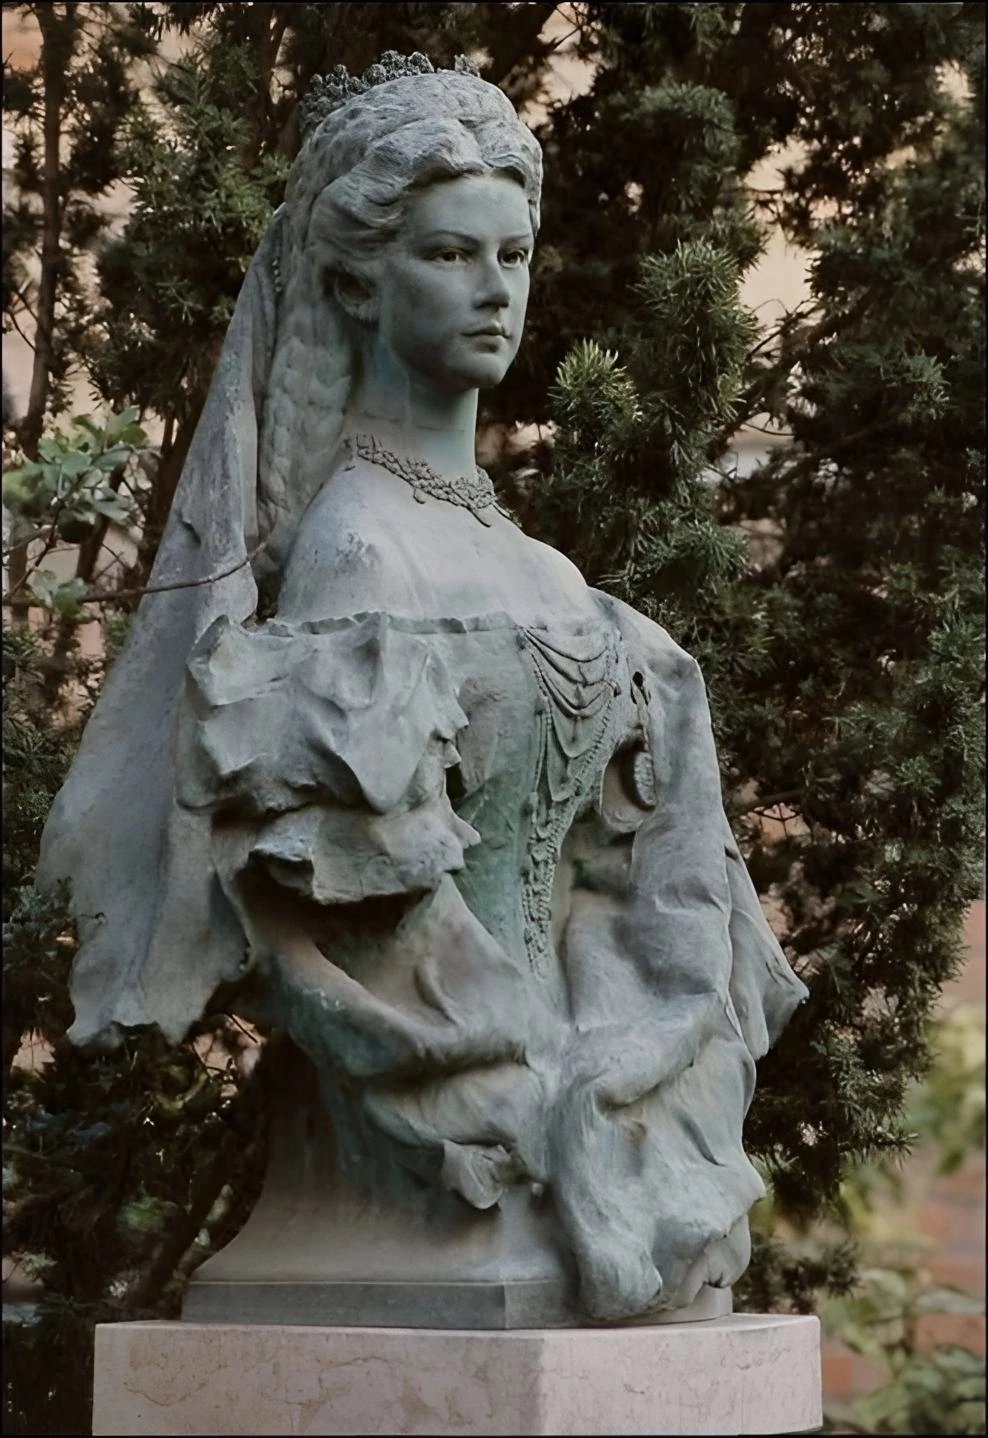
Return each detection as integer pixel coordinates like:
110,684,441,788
438,618,630,994
179,607,636,1015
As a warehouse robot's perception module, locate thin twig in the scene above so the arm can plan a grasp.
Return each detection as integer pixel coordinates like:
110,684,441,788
544,23,582,54
5,304,40,354
224,1013,262,1044
1,521,55,553
2,496,69,601
741,421,795,438
85,544,131,588
77,541,268,606
1,541,267,610
751,791,803,809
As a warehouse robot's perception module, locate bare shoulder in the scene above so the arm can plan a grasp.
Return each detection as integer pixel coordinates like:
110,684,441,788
508,524,592,604
276,461,418,620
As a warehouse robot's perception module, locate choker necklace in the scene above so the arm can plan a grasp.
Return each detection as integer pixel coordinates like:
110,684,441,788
346,433,511,527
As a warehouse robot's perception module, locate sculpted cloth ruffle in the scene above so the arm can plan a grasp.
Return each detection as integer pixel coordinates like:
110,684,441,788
161,601,805,1319
35,209,806,1323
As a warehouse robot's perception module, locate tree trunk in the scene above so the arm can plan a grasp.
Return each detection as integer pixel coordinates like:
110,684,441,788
22,4,75,457
8,7,76,624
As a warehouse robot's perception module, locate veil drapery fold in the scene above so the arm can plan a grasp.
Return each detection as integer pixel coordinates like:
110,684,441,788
37,214,284,1047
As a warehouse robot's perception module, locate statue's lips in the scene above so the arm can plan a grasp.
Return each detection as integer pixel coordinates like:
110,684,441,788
464,326,509,338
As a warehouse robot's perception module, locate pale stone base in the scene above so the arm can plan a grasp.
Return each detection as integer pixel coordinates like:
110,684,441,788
92,1314,822,1435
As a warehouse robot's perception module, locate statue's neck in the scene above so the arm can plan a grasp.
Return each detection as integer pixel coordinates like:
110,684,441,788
346,335,480,478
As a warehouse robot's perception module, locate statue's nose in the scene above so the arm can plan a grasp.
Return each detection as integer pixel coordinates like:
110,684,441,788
475,257,511,308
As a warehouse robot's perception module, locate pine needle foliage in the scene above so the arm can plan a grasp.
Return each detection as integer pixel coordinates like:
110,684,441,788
2,7,985,1427
2,3,156,444
541,239,756,637
531,4,985,1310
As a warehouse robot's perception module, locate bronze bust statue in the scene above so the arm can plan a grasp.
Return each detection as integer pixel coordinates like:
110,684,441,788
39,53,806,1330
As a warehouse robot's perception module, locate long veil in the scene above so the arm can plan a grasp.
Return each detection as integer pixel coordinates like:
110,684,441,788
37,213,284,1047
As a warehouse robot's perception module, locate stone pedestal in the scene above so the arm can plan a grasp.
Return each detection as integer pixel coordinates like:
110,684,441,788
92,1313,822,1436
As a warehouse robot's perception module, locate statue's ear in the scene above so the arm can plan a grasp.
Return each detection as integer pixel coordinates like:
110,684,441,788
331,268,379,325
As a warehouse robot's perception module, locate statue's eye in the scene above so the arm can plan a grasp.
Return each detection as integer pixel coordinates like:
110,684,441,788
434,248,465,263
501,249,530,268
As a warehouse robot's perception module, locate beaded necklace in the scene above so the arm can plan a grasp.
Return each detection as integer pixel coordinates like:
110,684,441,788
346,433,512,526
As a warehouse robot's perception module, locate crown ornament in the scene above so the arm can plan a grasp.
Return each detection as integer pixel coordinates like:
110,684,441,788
299,51,481,141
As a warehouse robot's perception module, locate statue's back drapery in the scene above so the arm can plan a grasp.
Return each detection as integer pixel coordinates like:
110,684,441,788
38,53,806,1328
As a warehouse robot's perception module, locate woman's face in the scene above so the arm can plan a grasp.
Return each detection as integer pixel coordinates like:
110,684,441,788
374,173,534,394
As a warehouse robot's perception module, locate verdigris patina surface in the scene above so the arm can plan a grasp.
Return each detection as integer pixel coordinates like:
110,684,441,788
38,53,807,1329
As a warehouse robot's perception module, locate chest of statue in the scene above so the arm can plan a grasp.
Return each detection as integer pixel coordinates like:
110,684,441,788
277,458,597,632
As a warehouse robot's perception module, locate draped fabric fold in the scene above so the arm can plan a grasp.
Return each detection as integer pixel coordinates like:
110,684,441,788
37,215,283,1047
547,592,806,1317
35,208,807,1324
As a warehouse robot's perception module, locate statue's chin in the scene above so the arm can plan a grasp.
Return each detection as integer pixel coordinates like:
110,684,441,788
416,352,517,396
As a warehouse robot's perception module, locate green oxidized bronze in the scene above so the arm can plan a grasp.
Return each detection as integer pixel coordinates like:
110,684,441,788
37,55,806,1330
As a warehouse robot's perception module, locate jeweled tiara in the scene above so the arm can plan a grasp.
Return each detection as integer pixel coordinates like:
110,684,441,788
299,51,482,141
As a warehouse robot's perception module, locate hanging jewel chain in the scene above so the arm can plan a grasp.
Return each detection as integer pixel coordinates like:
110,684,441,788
346,433,512,527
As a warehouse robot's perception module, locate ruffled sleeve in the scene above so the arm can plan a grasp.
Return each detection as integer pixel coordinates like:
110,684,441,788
175,611,480,906
590,588,808,1057
543,588,808,1321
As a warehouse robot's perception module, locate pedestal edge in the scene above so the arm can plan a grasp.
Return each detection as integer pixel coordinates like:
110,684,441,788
93,1313,822,1436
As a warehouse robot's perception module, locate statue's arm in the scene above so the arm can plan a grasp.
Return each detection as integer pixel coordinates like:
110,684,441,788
578,587,807,1074
176,608,530,1080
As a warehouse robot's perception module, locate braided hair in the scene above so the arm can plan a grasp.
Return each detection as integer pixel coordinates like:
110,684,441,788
257,68,543,572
